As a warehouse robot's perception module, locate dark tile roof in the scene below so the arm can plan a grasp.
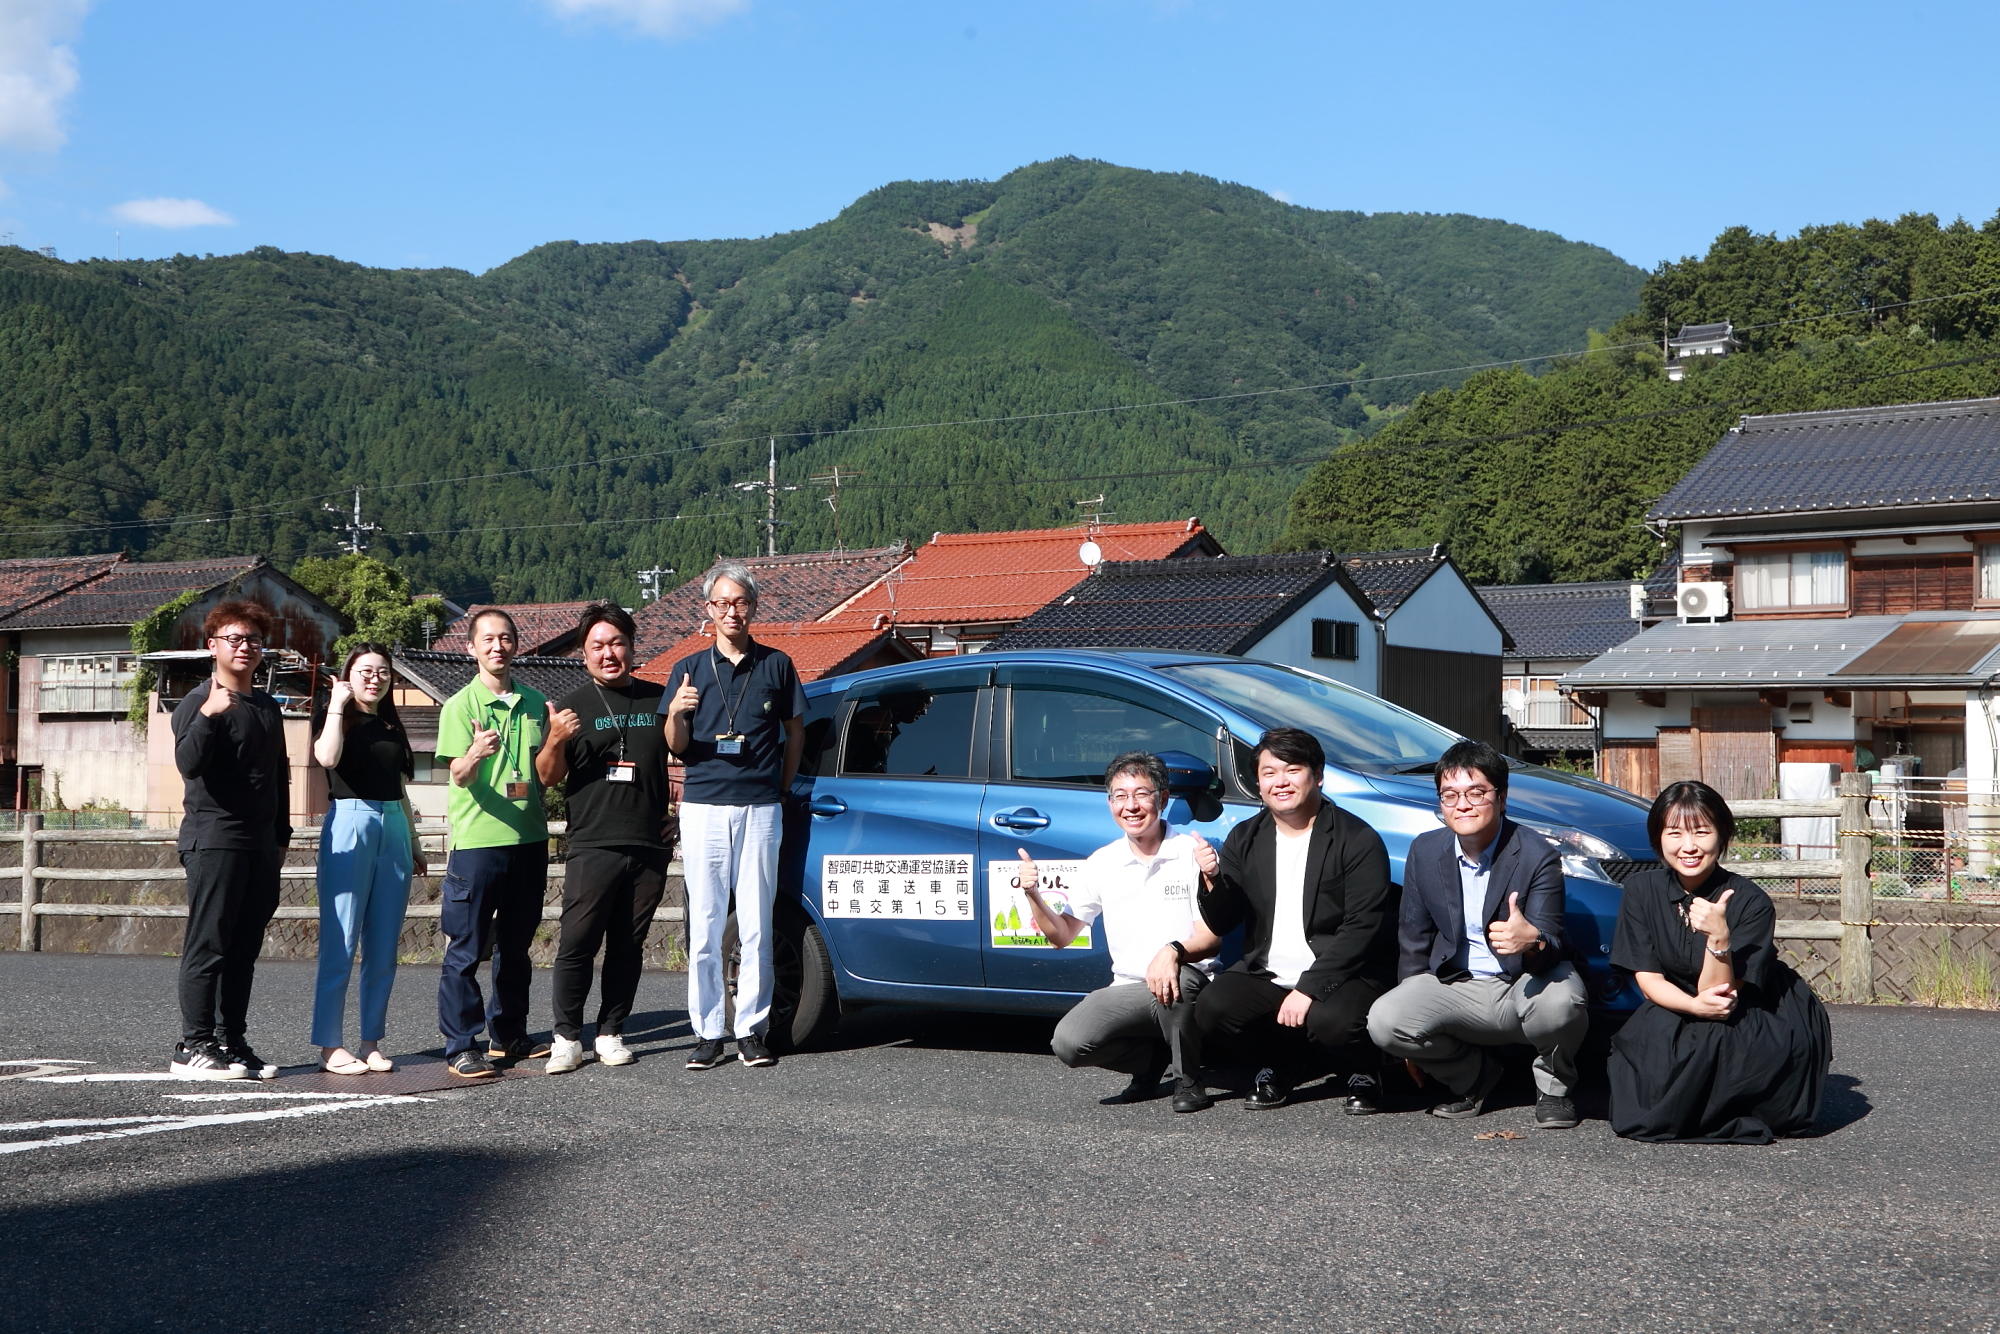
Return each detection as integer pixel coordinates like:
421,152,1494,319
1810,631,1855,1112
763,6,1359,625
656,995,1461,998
0,555,267,630
1339,547,1446,616
635,621,926,683
391,649,591,705
634,544,911,657
989,552,1359,653
1476,581,1643,661
430,601,594,655
1673,322,1735,341
1650,396,2000,522
0,555,121,622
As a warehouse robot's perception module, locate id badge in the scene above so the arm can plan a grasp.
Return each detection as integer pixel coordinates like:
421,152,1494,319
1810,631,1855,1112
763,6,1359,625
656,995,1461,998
716,733,744,756
606,761,636,784
505,781,531,800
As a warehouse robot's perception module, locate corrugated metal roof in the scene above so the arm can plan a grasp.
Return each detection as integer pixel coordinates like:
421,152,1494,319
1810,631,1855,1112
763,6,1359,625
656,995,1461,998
1650,396,2000,522
1835,618,2000,678
1563,611,2000,689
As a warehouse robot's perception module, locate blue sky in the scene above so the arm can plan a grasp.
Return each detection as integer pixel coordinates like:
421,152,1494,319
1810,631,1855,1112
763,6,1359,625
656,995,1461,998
2,0,1996,277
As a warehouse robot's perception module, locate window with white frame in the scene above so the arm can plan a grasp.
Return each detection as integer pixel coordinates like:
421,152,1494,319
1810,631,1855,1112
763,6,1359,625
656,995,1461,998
1979,540,2000,603
1735,548,1846,611
38,653,139,713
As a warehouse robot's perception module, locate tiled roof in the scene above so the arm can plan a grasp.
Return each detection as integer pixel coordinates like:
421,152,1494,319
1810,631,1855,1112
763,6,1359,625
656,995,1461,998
1561,611,2000,689
0,555,121,622
1477,581,1642,661
635,621,925,683
1650,396,2000,522
633,545,912,658
0,555,267,630
1672,322,1736,342
431,601,595,656
827,520,1221,629
989,552,1355,654
1339,547,1446,616
390,649,591,705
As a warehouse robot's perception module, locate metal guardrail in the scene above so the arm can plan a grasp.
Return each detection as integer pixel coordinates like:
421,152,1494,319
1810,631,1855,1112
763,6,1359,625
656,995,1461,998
0,819,684,950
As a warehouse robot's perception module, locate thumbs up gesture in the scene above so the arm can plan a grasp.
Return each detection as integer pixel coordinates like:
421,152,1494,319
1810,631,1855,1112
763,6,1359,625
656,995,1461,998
546,700,581,746
1014,846,1041,894
1686,886,1734,948
1486,891,1542,955
1189,831,1219,882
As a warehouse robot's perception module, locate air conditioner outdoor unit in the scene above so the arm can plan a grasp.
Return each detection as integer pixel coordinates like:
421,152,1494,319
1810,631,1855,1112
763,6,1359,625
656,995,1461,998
1676,580,1730,621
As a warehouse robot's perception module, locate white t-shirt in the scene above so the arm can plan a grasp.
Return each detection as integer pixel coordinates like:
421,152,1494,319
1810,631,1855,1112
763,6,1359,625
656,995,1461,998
1265,822,1316,989
1070,828,1219,985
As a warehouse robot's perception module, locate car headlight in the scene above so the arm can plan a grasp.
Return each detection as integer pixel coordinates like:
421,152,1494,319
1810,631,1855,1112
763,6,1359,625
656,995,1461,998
1516,820,1621,885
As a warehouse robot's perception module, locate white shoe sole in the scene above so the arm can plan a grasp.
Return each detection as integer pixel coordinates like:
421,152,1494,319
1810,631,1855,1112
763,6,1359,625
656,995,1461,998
170,1061,248,1081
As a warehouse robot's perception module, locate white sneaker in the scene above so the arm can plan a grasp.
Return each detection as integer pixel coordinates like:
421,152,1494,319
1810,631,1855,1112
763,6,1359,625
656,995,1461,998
593,1033,635,1067
545,1035,585,1074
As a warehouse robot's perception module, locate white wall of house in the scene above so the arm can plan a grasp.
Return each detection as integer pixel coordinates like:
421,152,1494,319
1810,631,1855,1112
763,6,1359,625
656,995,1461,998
17,630,145,812
1600,688,1859,741
1384,571,1503,654
1244,582,1380,692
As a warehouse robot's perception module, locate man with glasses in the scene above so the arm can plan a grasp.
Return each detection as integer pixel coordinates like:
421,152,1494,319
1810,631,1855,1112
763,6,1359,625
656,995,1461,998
1366,738,1587,1129
169,600,290,1080
1015,752,1223,1114
662,563,804,1071
536,603,671,1073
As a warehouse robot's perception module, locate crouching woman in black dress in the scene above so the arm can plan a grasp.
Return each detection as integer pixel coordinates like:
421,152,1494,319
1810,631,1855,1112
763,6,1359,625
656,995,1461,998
1608,780,1832,1143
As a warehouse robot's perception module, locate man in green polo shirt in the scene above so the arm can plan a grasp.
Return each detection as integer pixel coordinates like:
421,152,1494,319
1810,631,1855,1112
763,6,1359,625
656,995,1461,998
434,607,553,1078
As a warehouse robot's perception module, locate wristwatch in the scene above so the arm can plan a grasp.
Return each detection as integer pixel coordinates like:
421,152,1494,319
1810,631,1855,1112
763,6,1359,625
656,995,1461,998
1167,940,1189,964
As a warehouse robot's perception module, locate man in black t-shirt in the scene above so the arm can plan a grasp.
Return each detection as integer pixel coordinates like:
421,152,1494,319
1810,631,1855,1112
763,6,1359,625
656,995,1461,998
536,603,672,1073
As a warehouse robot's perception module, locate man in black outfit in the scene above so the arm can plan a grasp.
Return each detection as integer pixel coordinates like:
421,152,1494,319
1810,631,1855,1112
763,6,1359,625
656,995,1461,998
169,599,292,1081
536,603,672,1073
1192,727,1398,1111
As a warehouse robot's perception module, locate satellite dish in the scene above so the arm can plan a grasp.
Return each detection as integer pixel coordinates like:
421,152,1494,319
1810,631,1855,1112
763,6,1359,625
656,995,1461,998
1079,540,1102,568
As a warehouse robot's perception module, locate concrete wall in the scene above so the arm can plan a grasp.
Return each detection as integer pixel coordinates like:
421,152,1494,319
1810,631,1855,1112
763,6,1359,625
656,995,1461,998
1385,569,1503,654
1244,582,1380,692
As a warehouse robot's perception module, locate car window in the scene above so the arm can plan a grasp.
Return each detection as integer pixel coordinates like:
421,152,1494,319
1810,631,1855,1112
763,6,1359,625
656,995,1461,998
795,700,839,781
1162,660,1458,772
1008,684,1215,787
839,686,978,778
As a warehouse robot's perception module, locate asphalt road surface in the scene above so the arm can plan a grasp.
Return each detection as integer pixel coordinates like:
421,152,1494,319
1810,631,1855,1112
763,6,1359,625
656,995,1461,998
2,953,1995,1334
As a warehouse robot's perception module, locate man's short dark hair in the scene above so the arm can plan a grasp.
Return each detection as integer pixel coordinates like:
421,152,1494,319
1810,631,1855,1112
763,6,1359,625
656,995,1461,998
1103,751,1169,798
468,606,518,639
577,601,636,643
203,599,275,641
1647,780,1736,852
1434,738,1508,799
1254,727,1325,775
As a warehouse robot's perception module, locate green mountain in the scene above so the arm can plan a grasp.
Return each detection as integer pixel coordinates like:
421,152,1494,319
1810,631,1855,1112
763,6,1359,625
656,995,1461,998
1283,211,2000,583
0,158,1643,602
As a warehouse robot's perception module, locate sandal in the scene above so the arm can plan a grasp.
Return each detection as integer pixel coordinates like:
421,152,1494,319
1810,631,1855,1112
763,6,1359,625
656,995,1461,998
320,1050,368,1076
362,1049,395,1073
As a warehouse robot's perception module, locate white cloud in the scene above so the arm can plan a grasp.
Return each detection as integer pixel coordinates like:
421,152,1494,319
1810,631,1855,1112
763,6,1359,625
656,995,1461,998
0,0,89,152
539,0,747,39
110,196,235,228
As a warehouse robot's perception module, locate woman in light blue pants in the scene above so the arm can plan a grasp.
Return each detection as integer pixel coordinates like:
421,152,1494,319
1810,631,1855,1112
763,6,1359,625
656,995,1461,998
311,643,423,1074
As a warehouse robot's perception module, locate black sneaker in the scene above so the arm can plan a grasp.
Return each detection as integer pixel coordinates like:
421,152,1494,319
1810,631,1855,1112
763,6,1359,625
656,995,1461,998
685,1038,727,1070
1171,1078,1215,1114
1534,1094,1580,1130
486,1036,553,1061
1428,1056,1501,1120
1245,1067,1290,1110
447,1050,498,1079
738,1034,777,1068
169,1041,248,1081
1342,1072,1383,1116
221,1039,279,1081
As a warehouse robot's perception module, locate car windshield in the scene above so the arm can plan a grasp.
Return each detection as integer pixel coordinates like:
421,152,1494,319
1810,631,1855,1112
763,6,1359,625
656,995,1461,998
1159,660,1460,772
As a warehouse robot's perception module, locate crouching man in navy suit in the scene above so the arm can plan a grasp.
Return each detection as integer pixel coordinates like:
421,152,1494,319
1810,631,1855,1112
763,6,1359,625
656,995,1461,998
1366,739,1588,1129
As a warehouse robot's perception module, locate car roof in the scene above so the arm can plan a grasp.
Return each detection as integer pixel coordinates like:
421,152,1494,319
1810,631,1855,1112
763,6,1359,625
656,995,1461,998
806,647,1248,695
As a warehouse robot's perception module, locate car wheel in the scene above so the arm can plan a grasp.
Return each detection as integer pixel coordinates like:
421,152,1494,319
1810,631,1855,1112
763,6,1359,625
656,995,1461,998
723,902,838,1053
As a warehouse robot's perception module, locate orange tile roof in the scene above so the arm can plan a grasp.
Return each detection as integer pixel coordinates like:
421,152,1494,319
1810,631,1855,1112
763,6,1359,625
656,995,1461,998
636,620,923,684
432,601,595,655
632,544,910,658
825,519,1219,627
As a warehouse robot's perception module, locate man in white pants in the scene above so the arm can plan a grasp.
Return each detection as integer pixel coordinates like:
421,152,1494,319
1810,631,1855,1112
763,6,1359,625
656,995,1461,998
662,562,805,1070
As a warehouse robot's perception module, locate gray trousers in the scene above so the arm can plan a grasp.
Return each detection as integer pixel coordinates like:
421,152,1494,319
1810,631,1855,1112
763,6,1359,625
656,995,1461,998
1052,968,1209,1082
1366,962,1589,1098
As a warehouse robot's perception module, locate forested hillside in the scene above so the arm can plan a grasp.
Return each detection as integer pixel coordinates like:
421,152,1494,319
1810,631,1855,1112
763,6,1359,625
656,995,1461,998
0,158,1642,602
1284,211,2000,582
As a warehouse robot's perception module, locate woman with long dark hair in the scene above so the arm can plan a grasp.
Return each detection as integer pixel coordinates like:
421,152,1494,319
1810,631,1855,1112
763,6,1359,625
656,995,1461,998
310,643,423,1074
1608,780,1832,1142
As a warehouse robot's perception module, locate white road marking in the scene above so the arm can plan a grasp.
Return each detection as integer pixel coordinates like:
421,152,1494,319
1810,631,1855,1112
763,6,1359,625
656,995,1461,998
0,1115,186,1132
0,1060,91,1081
0,1095,424,1156
30,1073,190,1083
163,1090,426,1103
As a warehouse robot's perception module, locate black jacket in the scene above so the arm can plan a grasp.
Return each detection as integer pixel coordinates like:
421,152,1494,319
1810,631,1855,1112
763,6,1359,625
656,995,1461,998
1397,818,1566,983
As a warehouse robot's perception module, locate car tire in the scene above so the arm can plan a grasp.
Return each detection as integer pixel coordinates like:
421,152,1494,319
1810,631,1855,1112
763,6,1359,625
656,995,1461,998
723,902,838,1053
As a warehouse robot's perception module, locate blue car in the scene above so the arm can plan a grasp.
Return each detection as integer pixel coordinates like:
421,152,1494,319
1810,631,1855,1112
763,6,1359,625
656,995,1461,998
751,649,1656,1050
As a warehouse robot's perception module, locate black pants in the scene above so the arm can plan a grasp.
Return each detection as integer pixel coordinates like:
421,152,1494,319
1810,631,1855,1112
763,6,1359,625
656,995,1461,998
551,846,668,1041
177,847,281,1046
437,843,547,1057
1192,969,1382,1086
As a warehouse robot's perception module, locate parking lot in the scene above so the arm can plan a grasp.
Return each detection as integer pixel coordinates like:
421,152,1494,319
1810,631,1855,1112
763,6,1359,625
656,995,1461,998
2,952,1995,1333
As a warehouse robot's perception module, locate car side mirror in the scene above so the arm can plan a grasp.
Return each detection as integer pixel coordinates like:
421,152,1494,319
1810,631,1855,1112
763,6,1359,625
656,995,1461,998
1155,749,1216,796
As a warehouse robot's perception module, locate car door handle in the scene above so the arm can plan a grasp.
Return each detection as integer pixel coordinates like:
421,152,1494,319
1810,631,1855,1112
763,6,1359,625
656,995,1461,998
808,795,848,818
991,808,1050,831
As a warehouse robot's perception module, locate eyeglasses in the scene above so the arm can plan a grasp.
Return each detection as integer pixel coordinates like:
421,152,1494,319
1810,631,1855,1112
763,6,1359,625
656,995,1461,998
354,668,392,680
706,598,753,612
213,634,265,649
1438,786,1496,809
1107,787,1161,805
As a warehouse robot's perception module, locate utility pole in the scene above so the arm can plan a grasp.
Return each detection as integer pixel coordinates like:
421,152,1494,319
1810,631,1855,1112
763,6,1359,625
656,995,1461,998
731,438,799,558
323,486,380,556
810,464,865,550
635,564,674,603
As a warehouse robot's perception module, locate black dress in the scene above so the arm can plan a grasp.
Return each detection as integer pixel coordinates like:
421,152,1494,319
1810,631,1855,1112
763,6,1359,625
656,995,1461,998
1607,868,1832,1144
